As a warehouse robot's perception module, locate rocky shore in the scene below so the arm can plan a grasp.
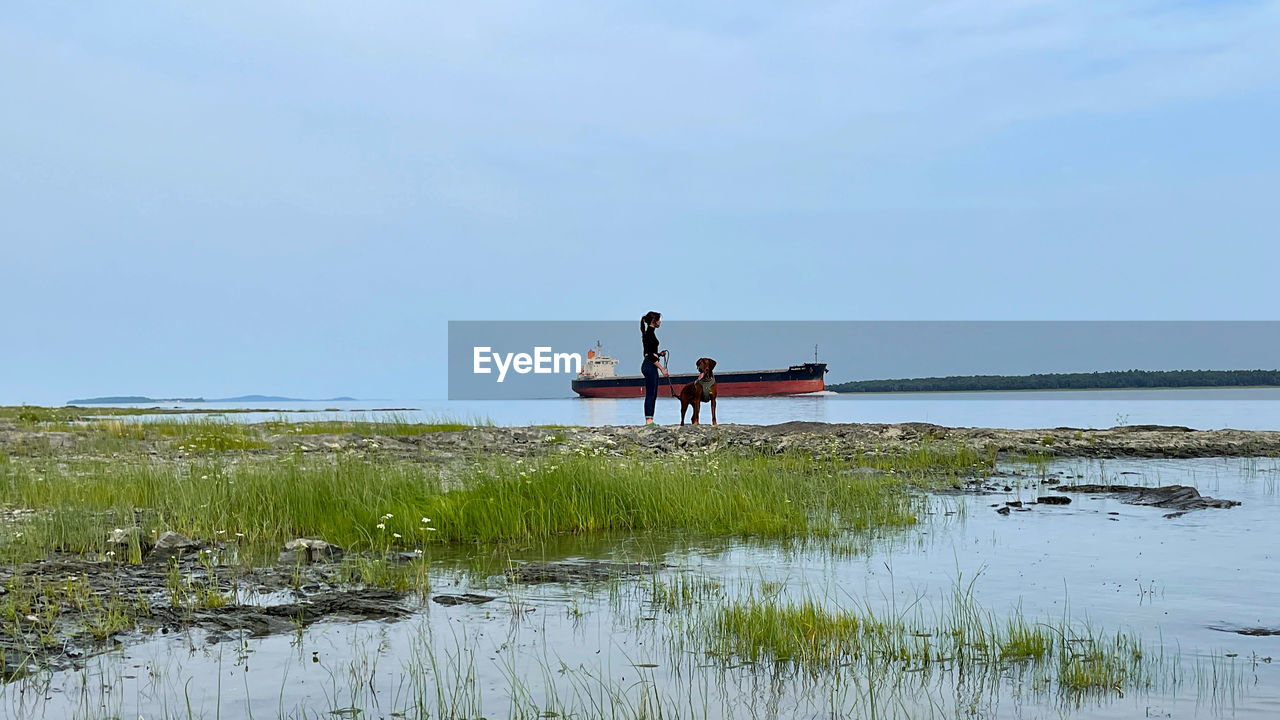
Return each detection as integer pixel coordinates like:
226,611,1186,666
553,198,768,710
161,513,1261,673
274,422,1280,461
6,420,1280,462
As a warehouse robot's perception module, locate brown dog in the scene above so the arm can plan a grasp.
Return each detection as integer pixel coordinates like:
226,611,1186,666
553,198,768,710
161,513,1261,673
678,358,717,426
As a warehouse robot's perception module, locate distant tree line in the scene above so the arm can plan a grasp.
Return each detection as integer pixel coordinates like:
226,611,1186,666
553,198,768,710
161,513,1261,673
829,369,1280,393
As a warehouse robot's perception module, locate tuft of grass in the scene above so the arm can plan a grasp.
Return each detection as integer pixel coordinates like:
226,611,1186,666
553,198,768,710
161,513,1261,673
649,573,723,613
1000,616,1051,660
703,592,1153,696
1058,629,1149,693
336,554,432,595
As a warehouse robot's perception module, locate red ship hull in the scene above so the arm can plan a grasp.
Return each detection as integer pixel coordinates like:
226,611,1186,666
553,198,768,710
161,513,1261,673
574,378,824,398
572,363,827,398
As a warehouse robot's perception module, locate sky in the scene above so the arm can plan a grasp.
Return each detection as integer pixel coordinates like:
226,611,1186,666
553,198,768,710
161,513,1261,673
3,1,1279,403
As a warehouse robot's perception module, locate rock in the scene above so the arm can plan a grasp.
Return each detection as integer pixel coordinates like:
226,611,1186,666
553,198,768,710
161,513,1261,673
432,593,497,606
1037,496,1072,505
106,527,154,551
507,560,664,584
146,531,200,562
995,506,1011,515
1209,625,1280,637
1005,501,1022,508
278,538,343,564
1056,484,1240,513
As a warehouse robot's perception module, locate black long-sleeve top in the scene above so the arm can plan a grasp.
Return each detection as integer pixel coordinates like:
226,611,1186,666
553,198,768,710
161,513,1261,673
642,327,660,362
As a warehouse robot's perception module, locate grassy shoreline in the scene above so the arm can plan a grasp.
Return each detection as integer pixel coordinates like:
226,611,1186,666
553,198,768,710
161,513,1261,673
0,412,1246,717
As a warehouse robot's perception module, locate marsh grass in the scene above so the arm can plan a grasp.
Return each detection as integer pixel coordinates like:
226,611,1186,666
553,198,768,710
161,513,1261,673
649,573,723,613
262,412,493,436
0,572,149,648
2,407,491,453
0,405,276,421
849,441,995,488
702,589,1154,697
336,554,433,595
145,419,269,452
428,453,921,543
1057,629,1148,693
0,451,928,565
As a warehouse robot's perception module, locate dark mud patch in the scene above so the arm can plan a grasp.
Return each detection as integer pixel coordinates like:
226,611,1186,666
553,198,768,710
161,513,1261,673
506,560,665,584
1056,484,1240,514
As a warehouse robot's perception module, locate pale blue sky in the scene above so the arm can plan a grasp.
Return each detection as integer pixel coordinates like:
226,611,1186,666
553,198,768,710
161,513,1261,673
3,1,1279,403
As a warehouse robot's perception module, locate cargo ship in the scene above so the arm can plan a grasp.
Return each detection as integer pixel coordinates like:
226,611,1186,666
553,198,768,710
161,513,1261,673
571,343,827,398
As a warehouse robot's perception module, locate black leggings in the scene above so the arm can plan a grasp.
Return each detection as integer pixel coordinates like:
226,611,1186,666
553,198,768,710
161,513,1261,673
642,360,659,418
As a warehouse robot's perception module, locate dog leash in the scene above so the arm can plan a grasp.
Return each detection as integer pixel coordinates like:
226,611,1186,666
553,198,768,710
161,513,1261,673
662,352,678,397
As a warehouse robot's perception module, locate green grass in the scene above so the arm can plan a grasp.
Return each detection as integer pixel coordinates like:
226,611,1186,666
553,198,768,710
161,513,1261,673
1057,629,1149,692
146,418,270,451
262,412,493,436
0,404,273,424
1,406,491,442
703,592,1153,695
0,451,926,564
0,572,150,647
849,441,995,485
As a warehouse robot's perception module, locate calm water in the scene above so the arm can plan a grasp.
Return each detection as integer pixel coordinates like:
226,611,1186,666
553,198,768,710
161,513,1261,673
11,458,1280,719
94,387,1280,430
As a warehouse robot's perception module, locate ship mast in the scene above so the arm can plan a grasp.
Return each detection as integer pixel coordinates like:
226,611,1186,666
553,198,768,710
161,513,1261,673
814,344,818,363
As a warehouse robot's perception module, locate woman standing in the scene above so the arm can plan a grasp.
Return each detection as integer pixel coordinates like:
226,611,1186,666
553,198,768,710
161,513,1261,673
640,311,668,424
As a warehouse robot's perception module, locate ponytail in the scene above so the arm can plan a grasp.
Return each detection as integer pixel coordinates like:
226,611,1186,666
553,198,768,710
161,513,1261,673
641,311,661,334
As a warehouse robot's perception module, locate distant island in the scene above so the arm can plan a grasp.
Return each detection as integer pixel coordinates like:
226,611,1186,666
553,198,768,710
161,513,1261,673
829,369,1280,394
68,395,359,405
